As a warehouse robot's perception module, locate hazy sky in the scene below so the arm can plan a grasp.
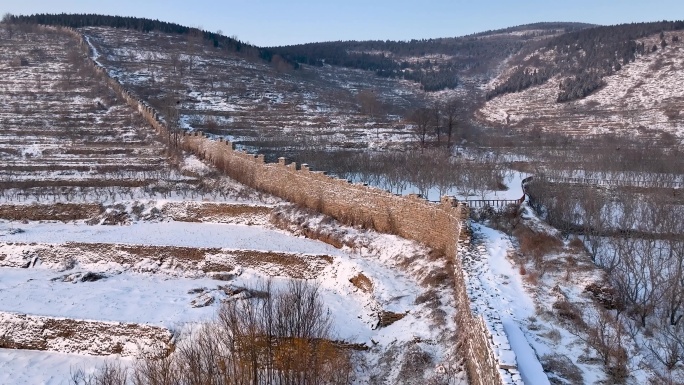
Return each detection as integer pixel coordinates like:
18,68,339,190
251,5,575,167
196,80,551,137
2,0,682,46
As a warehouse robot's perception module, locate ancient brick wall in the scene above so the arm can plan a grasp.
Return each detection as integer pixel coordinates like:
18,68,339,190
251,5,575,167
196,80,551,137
182,132,466,254
57,26,506,385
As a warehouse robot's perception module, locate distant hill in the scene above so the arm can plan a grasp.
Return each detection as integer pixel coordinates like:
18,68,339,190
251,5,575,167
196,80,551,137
8,15,598,93
486,20,684,102
478,27,684,139
7,13,278,62
269,22,596,91
468,21,596,37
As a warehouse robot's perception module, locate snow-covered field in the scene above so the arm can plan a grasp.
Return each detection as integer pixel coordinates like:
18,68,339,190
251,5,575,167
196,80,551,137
0,348,125,385
0,201,463,384
0,221,342,254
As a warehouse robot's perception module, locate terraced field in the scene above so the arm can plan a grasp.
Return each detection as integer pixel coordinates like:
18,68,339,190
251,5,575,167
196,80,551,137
0,26,463,385
82,27,425,153
0,26,197,203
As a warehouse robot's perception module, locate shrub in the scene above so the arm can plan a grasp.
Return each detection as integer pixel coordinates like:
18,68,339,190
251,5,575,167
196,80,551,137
515,227,562,259
514,226,562,277
552,300,585,328
349,273,373,293
568,236,586,251
541,354,584,384
78,280,353,385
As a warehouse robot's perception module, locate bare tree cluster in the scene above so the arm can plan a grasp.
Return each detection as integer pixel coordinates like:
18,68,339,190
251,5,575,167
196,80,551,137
289,148,506,199
408,97,465,149
72,281,353,385
528,178,684,378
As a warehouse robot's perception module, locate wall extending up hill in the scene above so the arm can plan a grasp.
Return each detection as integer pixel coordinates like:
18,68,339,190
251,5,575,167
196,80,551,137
58,25,513,385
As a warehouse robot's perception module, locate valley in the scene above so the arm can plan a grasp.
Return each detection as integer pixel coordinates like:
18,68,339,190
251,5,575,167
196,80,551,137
0,13,683,385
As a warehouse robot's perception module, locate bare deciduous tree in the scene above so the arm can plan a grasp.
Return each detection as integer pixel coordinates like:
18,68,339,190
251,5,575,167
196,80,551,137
2,13,14,39
358,89,383,118
76,280,353,385
442,97,463,149
410,107,434,150
168,51,181,73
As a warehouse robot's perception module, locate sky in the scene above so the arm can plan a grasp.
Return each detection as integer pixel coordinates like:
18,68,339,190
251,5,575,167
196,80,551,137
2,0,683,46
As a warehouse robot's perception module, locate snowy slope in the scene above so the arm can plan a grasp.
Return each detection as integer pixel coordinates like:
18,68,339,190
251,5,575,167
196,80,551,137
479,31,684,140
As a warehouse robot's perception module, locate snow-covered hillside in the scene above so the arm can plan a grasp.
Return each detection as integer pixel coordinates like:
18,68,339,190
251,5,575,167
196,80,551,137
81,27,425,152
479,31,684,140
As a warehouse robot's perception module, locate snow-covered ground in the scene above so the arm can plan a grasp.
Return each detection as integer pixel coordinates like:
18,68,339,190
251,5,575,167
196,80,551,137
463,202,670,384
0,221,342,255
0,268,233,328
0,348,126,385
0,206,463,384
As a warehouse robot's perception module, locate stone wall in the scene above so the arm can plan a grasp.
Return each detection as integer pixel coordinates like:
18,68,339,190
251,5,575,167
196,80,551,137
183,132,467,253
58,26,507,385
0,311,172,358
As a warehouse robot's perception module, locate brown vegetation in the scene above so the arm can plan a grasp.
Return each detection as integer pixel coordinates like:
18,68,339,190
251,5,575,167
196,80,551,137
349,273,373,293
0,203,103,221
76,281,353,385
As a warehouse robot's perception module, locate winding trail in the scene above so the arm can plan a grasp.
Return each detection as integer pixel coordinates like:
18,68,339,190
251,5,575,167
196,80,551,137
460,223,550,385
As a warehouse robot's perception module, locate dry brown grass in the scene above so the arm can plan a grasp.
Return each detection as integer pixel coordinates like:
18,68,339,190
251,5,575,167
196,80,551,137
421,261,455,289
349,273,373,293
552,300,586,328
584,282,624,311
0,203,103,221
0,242,333,279
568,236,586,251
523,269,540,285
162,202,272,223
513,225,563,278
541,354,585,384
300,228,347,249
514,226,563,259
